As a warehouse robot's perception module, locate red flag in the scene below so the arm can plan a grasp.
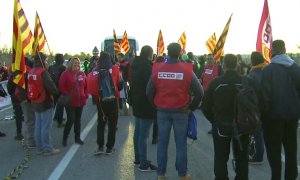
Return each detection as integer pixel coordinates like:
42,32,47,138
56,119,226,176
12,0,34,88
113,29,121,54
256,0,272,63
205,33,217,54
157,30,164,56
178,32,186,54
120,31,130,54
32,12,47,56
213,14,232,62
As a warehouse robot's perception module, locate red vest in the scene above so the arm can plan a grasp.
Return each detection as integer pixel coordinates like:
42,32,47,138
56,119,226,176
86,65,120,99
152,62,193,109
27,67,47,103
202,64,219,91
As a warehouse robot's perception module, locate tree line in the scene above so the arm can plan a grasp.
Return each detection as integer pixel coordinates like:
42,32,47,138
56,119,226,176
0,47,300,66
0,46,92,66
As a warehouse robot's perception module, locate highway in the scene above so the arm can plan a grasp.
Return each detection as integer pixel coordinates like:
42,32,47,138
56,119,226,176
0,97,299,180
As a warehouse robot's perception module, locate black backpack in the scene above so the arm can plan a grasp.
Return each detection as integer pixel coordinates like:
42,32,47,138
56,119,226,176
234,76,261,135
98,69,116,102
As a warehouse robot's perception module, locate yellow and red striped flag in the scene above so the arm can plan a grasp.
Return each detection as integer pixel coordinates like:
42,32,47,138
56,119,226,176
113,29,121,54
205,33,217,54
32,12,47,56
256,0,272,63
12,0,34,88
120,31,130,55
178,31,186,54
157,30,164,56
213,14,233,62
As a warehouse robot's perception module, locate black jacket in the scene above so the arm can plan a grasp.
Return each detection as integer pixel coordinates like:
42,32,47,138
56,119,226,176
261,59,300,121
130,56,156,119
202,70,256,135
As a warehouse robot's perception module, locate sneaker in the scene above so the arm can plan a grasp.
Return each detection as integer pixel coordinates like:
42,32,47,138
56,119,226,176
249,158,263,165
180,174,191,180
0,131,6,137
75,138,84,145
105,148,115,155
157,176,166,180
14,134,24,141
138,163,157,172
134,161,140,166
62,139,67,147
93,147,105,156
44,148,61,156
27,144,36,149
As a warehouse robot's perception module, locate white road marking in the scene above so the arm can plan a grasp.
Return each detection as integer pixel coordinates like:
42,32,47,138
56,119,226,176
0,105,12,113
47,113,98,180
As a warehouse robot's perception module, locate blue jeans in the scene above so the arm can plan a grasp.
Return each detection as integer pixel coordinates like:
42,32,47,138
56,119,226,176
34,108,54,153
133,117,154,167
157,111,188,177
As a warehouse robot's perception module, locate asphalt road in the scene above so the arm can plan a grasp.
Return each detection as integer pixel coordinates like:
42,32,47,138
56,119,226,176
0,98,300,180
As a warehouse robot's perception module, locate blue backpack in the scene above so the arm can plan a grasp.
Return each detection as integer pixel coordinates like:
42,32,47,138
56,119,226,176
98,69,116,102
187,112,197,140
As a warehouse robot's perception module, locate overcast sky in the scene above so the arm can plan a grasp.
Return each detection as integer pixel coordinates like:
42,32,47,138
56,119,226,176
0,0,299,55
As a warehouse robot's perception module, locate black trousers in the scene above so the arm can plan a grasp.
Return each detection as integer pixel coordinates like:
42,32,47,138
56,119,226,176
262,119,298,180
53,94,65,124
63,106,83,140
96,99,118,150
11,95,24,134
212,127,249,180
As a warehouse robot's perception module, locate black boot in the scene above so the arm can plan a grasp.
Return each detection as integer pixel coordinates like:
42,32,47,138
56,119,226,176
75,138,84,145
0,131,6,137
62,135,68,147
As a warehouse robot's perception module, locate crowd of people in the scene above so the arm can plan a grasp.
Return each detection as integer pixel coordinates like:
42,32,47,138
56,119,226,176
0,39,300,180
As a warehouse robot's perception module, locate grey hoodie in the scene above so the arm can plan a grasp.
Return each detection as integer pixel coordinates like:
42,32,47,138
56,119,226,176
271,54,294,67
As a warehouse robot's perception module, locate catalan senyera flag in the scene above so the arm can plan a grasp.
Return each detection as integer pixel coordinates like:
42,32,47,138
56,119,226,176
213,14,233,62
113,29,121,54
157,30,164,56
12,0,34,88
256,0,272,63
205,33,217,54
120,31,130,55
178,31,186,53
31,12,47,56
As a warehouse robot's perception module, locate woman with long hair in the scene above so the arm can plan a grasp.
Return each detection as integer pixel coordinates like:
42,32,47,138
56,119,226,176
59,57,88,146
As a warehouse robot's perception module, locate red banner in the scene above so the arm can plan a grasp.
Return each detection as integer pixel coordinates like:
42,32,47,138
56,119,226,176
256,0,273,63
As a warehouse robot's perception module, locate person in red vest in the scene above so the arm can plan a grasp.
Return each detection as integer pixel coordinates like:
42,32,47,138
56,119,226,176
146,43,203,180
28,52,60,155
87,52,122,155
201,54,223,134
17,57,36,148
201,54,224,91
